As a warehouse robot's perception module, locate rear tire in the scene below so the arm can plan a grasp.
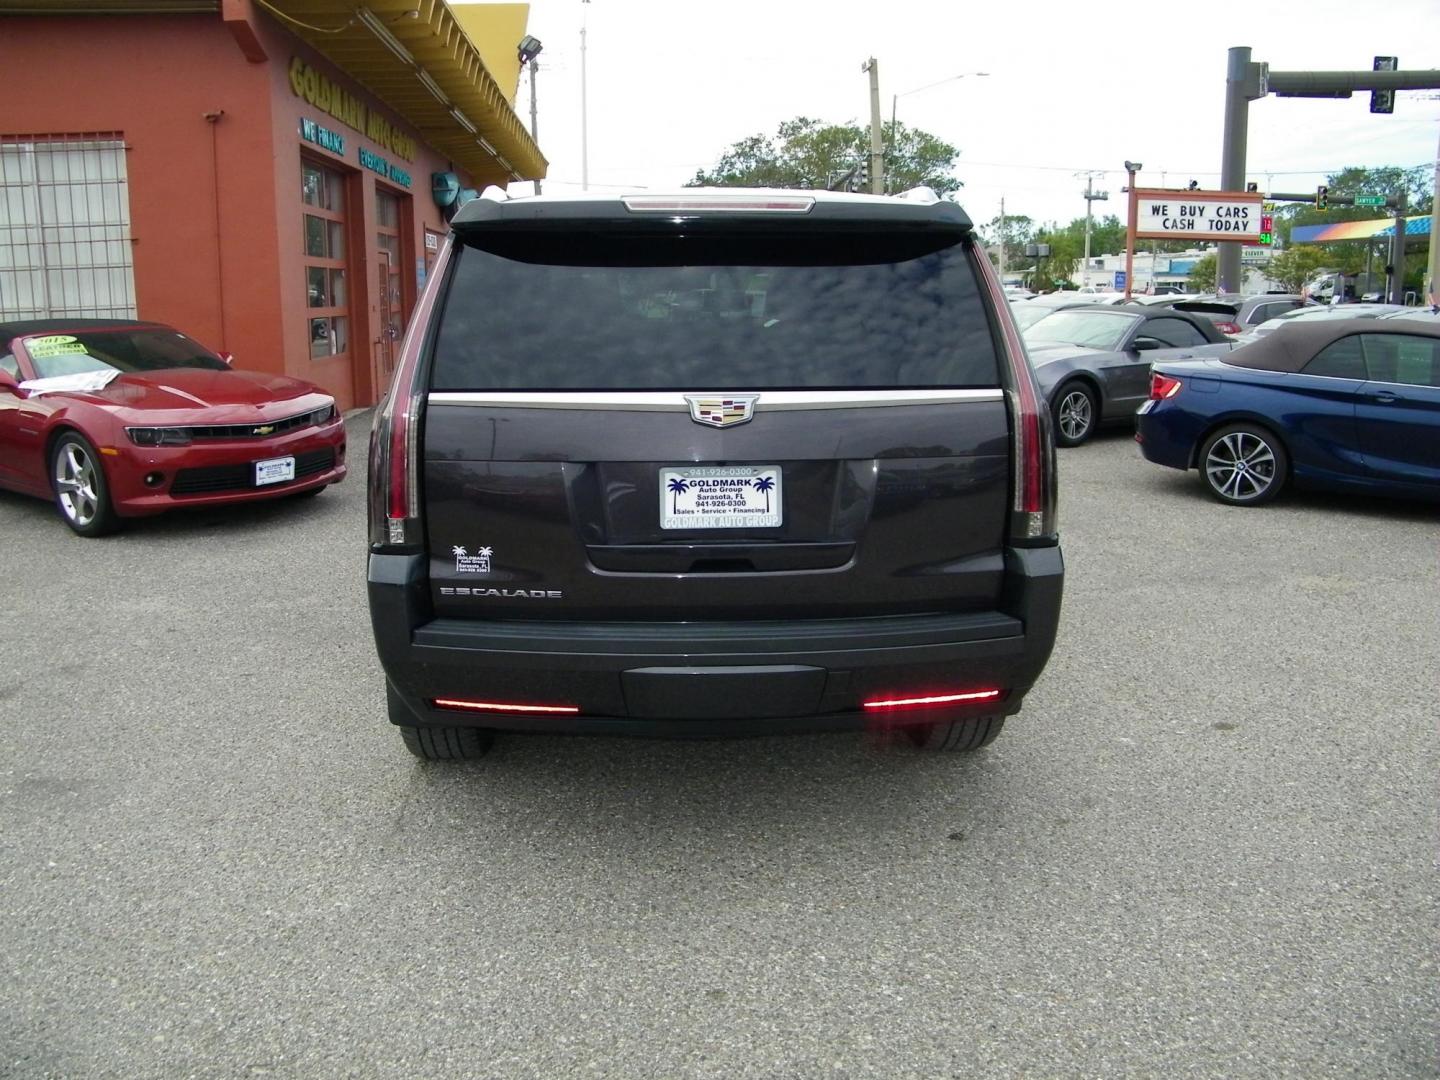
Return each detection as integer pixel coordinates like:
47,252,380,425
399,724,495,761
1198,423,1288,506
907,715,1005,752
1052,381,1098,447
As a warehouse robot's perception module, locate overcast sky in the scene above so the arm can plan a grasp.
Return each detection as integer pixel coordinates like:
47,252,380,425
492,0,1439,235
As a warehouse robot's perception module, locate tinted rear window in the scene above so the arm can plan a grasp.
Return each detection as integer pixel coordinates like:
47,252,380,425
429,231,1000,390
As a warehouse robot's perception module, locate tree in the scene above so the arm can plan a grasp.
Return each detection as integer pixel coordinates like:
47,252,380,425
689,117,961,195
1265,246,1331,294
1187,253,1217,294
1270,164,1435,288
978,213,1034,269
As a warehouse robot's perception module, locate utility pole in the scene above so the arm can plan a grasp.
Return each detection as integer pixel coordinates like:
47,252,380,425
1430,121,1440,309
528,62,540,193
998,197,1007,283
518,36,543,194
1080,173,1108,289
579,0,590,191
861,58,885,195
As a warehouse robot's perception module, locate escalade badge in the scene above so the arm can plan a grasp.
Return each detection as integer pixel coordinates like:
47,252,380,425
685,394,759,428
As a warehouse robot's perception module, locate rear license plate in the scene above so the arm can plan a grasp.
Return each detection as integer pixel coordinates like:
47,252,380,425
255,455,296,486
660,465,782,529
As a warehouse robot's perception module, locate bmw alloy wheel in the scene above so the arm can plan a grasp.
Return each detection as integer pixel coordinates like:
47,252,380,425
55,441,100,526
1204,430,1277,502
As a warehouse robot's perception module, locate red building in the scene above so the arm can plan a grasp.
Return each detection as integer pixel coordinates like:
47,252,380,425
0,0,546,409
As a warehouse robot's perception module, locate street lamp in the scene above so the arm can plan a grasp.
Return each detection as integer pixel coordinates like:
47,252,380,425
1123,161,1143,300
517,35,543,194
889,72,988,190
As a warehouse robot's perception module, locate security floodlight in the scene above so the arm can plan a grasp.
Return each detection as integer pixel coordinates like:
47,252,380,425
1124,161,1143,174
518,35,543,63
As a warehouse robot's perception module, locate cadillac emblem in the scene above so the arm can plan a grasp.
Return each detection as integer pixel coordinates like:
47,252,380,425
684,394,759,429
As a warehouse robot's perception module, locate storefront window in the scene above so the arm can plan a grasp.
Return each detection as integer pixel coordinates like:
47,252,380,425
301,158,349,360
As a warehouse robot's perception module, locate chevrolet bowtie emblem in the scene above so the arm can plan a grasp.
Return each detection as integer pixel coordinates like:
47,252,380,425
253,424,275,435
684,394,759,428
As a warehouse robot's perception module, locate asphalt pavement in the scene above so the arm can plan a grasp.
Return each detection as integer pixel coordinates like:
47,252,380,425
1,412,1436,1079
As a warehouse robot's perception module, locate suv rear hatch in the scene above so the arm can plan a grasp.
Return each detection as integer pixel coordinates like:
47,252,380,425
417,193,1016,622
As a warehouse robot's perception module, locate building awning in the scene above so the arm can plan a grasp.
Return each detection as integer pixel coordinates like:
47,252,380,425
1291,215,1431,244
1,0,547,187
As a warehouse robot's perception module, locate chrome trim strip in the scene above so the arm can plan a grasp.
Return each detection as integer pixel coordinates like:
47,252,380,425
427,389,1005,410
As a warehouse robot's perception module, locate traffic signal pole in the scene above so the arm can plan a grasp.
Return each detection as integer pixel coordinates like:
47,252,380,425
1217,47,1254,294
1216,48,1440,294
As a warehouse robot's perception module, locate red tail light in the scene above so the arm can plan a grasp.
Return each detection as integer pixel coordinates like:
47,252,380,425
369,236,453,547
863,689,1003,711
1216,321,1242,336
971,244,1056,542
431,697,580,715
1149,372,1183,400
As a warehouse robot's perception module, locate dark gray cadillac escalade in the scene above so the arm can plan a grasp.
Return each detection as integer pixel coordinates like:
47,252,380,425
368,187,1062,760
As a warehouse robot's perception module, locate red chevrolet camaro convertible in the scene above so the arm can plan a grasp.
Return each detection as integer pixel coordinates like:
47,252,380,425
0,319,347,536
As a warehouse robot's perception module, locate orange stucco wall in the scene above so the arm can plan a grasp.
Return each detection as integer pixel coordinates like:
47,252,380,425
0,12,471,409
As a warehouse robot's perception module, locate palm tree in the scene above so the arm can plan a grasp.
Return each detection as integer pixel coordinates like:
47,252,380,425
752,475,775,513
478,546,493,560
451,545,467,558
667,477,689,514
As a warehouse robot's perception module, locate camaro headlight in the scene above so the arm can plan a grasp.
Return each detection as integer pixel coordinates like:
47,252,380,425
312,403,336,425
125,426,192,447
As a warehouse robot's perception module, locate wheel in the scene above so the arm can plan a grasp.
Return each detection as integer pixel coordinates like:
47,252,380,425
1198,423,1288,506
399,724,495,761
51,431,120,537
907,715,1005,752
389,681,495,760
1051,381,1098,447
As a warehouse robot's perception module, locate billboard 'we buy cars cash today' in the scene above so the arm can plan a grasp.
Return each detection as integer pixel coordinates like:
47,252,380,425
1133,189,1264,242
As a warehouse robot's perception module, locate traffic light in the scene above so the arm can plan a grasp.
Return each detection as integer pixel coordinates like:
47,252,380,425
854,157,870,193
1316,185,1328,209
1371,56,1397,114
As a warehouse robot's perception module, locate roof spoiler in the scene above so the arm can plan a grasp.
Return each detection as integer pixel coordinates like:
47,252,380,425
451,189,971,231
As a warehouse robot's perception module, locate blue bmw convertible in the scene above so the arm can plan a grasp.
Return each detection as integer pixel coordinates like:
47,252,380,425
1136,318,1440,506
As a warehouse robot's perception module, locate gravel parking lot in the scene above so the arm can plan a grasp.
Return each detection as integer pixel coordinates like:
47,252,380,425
2,412,1436,1079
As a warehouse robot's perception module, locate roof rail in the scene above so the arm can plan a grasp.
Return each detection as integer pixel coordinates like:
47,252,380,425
892,186,940,205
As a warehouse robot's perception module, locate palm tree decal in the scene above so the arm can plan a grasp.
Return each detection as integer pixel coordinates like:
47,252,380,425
667,476,690,514
451,545,467,558
752,475,775,512
478,546,493,560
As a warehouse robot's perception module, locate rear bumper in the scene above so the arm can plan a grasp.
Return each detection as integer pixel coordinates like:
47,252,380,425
1135,400,1201,470
368,545,1063,737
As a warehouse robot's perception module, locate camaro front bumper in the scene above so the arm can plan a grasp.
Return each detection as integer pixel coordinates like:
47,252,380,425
104,417,348,515
369,545,1064,738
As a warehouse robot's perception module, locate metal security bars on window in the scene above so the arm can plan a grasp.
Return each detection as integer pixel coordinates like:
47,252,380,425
0,135,137,321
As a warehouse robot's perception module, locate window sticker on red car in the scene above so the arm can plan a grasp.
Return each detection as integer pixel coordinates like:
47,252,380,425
25,334,90,360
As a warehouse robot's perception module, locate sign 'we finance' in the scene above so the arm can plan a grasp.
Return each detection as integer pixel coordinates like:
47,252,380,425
1133,189,1263,242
